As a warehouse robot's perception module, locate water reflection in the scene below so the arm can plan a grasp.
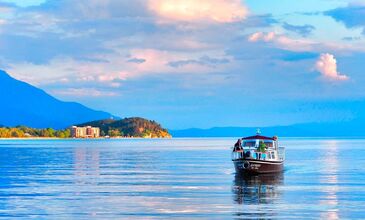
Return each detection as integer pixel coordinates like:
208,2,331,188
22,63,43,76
319,141,340,220
74,148,100,185
232,173,284,204
232,173,284,218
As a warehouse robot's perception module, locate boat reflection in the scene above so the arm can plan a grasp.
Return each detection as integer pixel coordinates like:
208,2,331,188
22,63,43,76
232,173,284,218
232,173,284,205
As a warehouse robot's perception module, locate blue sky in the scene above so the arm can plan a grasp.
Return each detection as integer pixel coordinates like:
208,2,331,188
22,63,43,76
1,0,365,129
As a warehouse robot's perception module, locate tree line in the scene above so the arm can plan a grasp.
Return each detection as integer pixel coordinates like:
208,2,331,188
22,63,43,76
0,126,71,138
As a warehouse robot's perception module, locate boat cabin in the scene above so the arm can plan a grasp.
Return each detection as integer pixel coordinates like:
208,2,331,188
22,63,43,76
232,134,285,162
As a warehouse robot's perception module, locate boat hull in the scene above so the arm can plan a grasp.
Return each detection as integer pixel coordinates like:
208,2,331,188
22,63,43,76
233,159,284,174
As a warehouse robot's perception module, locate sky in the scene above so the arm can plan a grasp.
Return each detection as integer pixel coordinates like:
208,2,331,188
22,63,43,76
1,0,365,129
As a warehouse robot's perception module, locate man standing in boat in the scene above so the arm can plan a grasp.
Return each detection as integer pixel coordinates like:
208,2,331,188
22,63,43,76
234,139,243,151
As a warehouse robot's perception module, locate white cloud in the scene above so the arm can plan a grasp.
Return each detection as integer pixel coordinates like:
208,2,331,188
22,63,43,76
315,53,349,81
6,57,131,87
148,0,248,23
52,88,118,97
248,31,316,51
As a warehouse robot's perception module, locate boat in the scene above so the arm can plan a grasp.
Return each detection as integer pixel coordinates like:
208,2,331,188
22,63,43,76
231,130,285,174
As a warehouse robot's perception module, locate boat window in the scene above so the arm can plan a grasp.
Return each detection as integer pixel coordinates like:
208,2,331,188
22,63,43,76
264,141,273,148
243,141,256,147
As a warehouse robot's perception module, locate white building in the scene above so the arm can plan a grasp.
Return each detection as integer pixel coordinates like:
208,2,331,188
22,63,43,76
71,126,100,138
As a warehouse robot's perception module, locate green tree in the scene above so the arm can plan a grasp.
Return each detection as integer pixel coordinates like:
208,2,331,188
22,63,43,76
108,129,121,137
47,128,55,137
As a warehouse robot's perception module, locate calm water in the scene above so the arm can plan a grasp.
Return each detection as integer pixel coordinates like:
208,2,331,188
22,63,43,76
0,138,364,219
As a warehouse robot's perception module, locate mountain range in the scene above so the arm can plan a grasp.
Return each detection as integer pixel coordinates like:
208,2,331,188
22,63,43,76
171,99,365,137
0,70,114,129
170,121,364,137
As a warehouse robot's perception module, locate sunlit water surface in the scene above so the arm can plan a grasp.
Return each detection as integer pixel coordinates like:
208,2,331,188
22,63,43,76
0,138,364,219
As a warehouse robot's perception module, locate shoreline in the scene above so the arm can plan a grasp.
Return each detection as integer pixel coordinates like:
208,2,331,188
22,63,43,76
1,136,364,140
0,136,172,140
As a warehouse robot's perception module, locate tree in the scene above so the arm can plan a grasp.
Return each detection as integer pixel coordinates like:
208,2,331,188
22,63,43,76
47,128,55,137
108,129,121,137
10,128,25,138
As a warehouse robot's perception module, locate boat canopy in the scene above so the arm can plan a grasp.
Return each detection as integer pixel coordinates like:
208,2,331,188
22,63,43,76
242,135,275,141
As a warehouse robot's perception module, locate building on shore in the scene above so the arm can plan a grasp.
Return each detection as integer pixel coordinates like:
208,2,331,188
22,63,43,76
71,126,100,138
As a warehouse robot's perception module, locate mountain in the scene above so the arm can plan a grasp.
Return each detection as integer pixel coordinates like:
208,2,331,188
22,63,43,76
0,70,115,129
171,99,365,137
77,117,171,138
170,121,365,138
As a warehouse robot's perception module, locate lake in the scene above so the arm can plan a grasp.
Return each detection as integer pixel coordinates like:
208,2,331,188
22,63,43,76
0,138,364,219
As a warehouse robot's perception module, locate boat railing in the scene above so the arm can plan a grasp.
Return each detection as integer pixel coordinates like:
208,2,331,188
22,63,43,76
232,150,269,160
233,147,285,161
278,147,285,161
232,151,244,160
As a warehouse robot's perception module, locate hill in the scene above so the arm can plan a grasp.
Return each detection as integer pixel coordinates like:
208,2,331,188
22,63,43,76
77,117,171,138
0,70,115,129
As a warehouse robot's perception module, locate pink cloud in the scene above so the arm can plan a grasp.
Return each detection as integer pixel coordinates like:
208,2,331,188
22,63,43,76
315,53,349,81
97,72,128,82
148,0,248,23
248,32,276,42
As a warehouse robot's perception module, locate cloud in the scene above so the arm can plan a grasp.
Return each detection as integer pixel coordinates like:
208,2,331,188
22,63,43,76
282,23,315,37
342,37,361,41
247,31,316,52
97,72,128,83
248,31,276,42
31,0,149,20
325,4,365,35
148,0,248,23
315,53,349,81
52,88,118,97
168,56,229,68
127,58,146,64
0,2,16,13
6,57,131,88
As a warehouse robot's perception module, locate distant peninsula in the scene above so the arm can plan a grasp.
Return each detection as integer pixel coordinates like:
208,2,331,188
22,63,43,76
77,117,171,138
0,117,171,139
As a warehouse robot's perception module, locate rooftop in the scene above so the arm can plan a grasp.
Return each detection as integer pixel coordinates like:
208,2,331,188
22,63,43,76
242,135,275,141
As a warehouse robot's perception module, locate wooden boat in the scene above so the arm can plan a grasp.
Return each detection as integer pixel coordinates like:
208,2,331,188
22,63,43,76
232,130,285,174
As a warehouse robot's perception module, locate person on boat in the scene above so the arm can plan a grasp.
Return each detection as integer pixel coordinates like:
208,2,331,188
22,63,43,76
234,139,243,151
257,141,267,160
